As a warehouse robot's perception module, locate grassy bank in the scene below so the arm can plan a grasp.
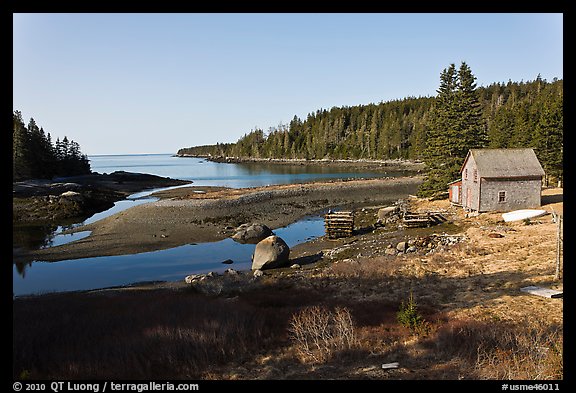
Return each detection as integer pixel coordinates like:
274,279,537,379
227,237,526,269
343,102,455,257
13,188,563,380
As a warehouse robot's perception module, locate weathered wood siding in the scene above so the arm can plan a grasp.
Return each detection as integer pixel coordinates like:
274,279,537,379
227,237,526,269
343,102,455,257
461,155,480,211
459,148,544,213
448,180,462,205
479,178,542,212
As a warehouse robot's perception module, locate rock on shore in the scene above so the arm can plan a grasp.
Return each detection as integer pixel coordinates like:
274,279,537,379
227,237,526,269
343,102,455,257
231,223,273,244
13,171,191,223
252,236,290,270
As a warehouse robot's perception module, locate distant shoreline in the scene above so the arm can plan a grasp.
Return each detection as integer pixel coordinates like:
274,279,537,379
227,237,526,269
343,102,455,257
175,153,426,171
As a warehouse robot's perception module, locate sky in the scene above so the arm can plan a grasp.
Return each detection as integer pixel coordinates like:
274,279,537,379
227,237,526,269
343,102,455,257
13,13,563,155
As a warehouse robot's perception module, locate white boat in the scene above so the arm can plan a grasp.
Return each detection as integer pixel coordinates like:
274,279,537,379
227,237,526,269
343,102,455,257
502,209,547,222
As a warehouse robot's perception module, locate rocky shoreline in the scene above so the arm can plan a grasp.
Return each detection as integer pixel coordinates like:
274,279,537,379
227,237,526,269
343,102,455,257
176,153,426,171
13,171,191,223
13,171,191,257
24,176,423,262
13,187,563,379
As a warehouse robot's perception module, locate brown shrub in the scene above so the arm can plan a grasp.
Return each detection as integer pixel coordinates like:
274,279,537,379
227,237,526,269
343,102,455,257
432,317,563,380
427,252,456,267
288,305,357,363
474,318,563,380
329,257,402,278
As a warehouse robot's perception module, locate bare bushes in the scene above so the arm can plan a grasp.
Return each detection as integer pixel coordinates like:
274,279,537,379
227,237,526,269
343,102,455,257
288,306,357,363
475,318,563,380
434,318,563,380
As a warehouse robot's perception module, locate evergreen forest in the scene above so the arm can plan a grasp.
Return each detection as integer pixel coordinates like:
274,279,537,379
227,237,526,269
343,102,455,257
179,63,563,196
13,110,91,181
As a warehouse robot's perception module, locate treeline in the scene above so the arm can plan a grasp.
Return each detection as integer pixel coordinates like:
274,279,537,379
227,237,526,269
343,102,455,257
178,75,562,178
179,96,435,161
13,110,91,181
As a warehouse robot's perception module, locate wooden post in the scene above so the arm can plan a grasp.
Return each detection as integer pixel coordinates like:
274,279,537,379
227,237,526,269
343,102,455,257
555,213,563,280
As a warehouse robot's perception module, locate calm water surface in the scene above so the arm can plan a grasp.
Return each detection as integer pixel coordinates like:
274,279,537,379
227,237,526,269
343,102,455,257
90,154,403,188
13,154,401,296
14,216,325,296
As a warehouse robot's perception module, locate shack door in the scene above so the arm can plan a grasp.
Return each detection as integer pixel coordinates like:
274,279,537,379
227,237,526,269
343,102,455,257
451,185,459,204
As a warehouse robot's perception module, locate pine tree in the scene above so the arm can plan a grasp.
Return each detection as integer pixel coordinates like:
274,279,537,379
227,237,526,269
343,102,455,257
13,111,91,180
177,75,562,166
26,118,43,178
13,111,31,180
418,64,462,197
488,107,514,148
534,98,563,186
456,61,488,152
418,63,488,198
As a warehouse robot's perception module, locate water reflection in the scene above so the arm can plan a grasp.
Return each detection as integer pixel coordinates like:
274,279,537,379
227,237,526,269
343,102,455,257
88,154,406,188
14,259,32,278
14,154,412,294
13,223,60,251
13,216,326,296
41,231,91,249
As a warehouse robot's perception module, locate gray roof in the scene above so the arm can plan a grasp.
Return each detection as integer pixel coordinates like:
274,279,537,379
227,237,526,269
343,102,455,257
463,148,545,178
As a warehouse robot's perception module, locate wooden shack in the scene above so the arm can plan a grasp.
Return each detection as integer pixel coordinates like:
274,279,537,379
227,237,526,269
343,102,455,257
460,148,545,213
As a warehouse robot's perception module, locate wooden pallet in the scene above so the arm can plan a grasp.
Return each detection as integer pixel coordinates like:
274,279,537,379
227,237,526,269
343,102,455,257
325,211,354,239
402,211,448,228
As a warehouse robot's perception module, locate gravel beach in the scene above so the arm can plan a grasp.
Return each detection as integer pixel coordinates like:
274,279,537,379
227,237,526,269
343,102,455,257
27,176,423,262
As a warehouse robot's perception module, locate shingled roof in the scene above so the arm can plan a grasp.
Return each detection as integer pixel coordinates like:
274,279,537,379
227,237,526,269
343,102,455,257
462,148,545,178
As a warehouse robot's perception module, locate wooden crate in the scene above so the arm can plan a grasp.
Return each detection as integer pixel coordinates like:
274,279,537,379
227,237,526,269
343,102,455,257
324,211,354,239
402,211,447,228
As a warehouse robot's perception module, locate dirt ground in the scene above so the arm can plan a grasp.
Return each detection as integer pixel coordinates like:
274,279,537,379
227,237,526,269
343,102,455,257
207,187,564,379
409,187,563,322
291,187,563,324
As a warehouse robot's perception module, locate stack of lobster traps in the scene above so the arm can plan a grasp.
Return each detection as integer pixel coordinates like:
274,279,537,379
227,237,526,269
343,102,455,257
324,211,354,239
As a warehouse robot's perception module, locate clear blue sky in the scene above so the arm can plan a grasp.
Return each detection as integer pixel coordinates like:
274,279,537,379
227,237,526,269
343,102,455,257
13,13,563,155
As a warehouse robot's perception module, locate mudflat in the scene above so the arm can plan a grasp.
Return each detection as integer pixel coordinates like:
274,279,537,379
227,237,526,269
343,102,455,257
26,176,423,262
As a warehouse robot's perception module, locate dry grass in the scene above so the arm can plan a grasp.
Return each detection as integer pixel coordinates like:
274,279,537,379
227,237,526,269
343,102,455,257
13,188,563,380
432,317,563,380
13,290,287,379
475,320,563,380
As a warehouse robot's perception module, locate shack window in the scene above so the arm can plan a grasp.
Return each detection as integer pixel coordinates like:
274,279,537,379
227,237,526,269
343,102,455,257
473,169,478,182
498,191,506,203
464,169,468,180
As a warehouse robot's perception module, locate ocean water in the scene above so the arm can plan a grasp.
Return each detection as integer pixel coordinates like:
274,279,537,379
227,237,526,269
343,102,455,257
89,153,402,188
13,154,401,296
14,216,325,296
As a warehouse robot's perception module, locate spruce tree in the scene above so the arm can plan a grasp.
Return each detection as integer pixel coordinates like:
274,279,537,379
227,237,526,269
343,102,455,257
534,98,563,186
456,62,488,152
418,64,462,197
418,62,487,198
